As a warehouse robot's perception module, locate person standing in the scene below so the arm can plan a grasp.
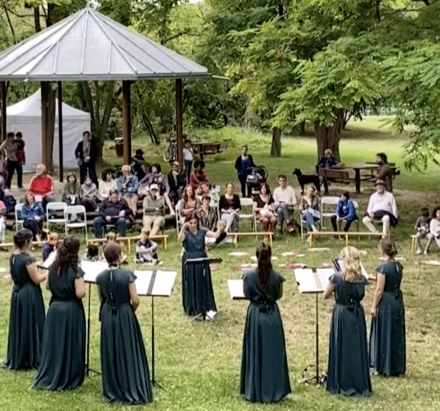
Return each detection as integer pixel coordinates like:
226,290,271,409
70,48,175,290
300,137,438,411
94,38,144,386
183,139,194,182
167,161,186,205
323,246,371,397
2,229,46,370
33,237,86,390
273,175,297,234
75,131,98,185
178,212,224,317
240,242,291,403
96,243,153,405
235,146,255,198
370,239,406,376
1,132,23,190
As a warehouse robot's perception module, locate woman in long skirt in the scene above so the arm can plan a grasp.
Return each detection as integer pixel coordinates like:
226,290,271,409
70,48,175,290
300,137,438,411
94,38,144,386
33,236,86,390
370,239,406,376
2,229,46,370
323,246,371,397
96,242,153,405
178,212,225,317
240,242,291,403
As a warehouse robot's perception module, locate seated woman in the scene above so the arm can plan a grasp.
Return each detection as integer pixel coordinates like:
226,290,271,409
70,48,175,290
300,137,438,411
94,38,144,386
201,182,220,209
300,185,320,233
189,160,209,190
253,183,277,232
137,162,151,185
21,192,46,241
117,165,139,215
331,192,358,233
81,176,99,212
99,169,117,201
180,185,199,221
219,183,241,232
62,172,81,206
167,161,186,205
196,194,218,231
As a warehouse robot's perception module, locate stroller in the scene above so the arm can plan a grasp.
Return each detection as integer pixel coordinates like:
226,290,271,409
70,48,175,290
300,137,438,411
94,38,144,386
246,166,268,197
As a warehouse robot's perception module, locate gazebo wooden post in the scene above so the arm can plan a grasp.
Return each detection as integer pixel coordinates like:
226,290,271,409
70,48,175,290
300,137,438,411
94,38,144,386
41,83,48,166
122,81,132,165
0,81,6,142
57,82,64,182
175,79,183,167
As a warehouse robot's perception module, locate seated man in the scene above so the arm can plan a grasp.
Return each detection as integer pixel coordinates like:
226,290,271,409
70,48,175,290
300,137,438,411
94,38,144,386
316,149,341,193
143,184,166,236
375,152,394,193
28,163,54,211
93,189,132,238
331,192,358,233
362,180,397,236
273,174,297,234
167,161,186,205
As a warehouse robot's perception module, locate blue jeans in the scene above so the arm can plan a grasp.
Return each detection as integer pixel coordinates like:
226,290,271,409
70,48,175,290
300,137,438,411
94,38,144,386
93,216,127,238
331,215,358,232
184,160,192,182
302,212,319,232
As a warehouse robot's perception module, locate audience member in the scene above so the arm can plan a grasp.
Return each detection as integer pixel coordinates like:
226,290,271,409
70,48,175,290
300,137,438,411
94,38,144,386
103,232,127,264
98,169,117,201
201,182,219,208
181,185,199,218
362,180,398,236
183,139,194,182
15,132,25,167
93,189,131,238
83,244,99,262
300,185,320,233
331,192,358,233
135,229,159,265
425,206,440,254
42,233,59,262
189,160,208,190
197,194,218,231
74,131,98,185
21,191,45,241
1,132,23,190
219,183,241,232
143,184,166,236
137,162,151,183
149,164,174,214
168,161,186,204
234,146,256,198
253,183,277,232
28,164,54,210
81,176,99,212
62,172,81,206
132,149,145,176
375,152,393,192
317,148,340,193
0,192,5,244
273,175,297,234
117,165,139,215
414,207,431,255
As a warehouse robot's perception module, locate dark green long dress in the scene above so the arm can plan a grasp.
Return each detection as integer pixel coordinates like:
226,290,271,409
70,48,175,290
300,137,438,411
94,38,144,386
33,266,86,390
326,273,371,397
240,269,291,403
181,227,217,316
2,253,45,370
96,267,153,405
370,260,406,376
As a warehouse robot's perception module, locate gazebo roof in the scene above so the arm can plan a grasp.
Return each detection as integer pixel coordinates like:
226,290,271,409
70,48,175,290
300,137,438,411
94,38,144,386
0,7,209,81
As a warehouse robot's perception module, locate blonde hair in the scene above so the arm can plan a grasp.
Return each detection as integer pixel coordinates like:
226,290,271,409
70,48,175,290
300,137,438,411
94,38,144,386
106,232,117,242
141,228,150,237
49,233,59,241
341,246,362,283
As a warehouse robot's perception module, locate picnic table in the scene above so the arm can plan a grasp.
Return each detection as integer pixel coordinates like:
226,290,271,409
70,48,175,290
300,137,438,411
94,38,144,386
343,163,378,194
192,141,228,161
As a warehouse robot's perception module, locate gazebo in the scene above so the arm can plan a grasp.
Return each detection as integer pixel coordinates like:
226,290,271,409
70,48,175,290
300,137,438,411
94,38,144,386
0,6,210,181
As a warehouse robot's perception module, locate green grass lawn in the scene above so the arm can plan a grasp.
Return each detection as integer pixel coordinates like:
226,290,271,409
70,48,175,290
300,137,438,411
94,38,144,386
0,119,440,411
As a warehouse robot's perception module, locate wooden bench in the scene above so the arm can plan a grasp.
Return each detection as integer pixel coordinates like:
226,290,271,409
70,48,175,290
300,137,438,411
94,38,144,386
307,231,387,247
227,232,273,248
88,234,169,254
318,168,352,185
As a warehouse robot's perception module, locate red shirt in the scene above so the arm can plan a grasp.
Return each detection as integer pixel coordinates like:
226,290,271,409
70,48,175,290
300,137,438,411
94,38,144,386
29,175,53,196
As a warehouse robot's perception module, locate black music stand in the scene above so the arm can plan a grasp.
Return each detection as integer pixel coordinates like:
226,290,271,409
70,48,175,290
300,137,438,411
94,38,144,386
184,257,222,322
85,281,101,377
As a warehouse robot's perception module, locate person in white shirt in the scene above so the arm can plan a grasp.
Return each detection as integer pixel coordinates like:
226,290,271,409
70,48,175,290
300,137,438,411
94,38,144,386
362,180,398,236
273,175,297,233
183,139,194,182
424,207,440,254
98,169,118,201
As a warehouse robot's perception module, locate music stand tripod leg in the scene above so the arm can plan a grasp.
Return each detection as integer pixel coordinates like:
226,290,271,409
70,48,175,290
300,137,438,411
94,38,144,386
85,282,101,377
151,297,166,389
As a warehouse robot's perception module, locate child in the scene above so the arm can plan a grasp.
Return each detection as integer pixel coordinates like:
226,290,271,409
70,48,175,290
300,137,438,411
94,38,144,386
81,176,99,212
83,244,100,262
183,139,194,182
42,232,59,262
15,132,26,166
414,207,431,255
103,232,128,264
135,229,160,265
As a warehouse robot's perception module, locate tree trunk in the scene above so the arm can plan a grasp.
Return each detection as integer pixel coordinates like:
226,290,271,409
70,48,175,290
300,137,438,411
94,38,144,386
299,120,306,135
314,108,344,162
270,127,282,157
46,87,56,174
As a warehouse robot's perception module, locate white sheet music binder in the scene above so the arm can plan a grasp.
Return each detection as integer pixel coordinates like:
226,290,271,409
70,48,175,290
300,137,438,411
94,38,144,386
39,251,57,269
227,279,246,300
294,268,335,293
134,270,177,297
82,261,108,283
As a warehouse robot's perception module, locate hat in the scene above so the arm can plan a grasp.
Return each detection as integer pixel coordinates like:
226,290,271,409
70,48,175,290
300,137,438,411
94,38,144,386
149,183,159,191
136,149,144,155
374,179,385,186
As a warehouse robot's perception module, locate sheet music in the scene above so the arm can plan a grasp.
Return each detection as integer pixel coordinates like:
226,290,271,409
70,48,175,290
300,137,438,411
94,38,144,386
227,279,246,300
42,251,57,269
316,268,335,291
336,259,368,279
81,261,108,283
134,270,177,296
294,269,322,293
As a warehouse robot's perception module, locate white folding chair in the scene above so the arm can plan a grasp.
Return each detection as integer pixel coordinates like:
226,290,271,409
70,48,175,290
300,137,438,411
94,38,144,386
320,196,340,229
300,213,322,239
64,205,88,241
46,202,67,230
352,200,360,231
238,197,254,231
15,203,24,232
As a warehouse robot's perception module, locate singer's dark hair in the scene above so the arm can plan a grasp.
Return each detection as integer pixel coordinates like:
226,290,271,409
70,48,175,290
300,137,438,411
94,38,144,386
379,238,398,259
256,242,272,292
13,229,33,249
52,236,80,276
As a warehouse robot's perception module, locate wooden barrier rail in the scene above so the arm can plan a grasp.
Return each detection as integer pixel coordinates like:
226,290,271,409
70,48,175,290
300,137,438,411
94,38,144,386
307,231,387,247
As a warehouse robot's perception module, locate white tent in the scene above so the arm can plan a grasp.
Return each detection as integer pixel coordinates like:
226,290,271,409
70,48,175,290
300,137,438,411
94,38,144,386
5,89,91,172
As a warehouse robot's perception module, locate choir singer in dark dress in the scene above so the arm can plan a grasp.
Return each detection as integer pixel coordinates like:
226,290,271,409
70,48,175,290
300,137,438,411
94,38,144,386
240,242,291,403
323,246,371,397
2,229,46,370
370,239,406,376
178,212,225,317
96,242,153,405
33,236,86,391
